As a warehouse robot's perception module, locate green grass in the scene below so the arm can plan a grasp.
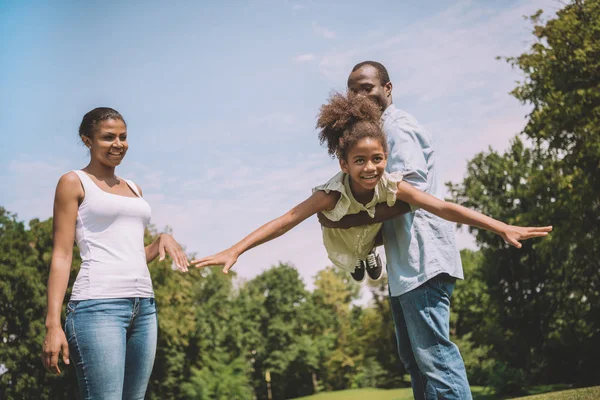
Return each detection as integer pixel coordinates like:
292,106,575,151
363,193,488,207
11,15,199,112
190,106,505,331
289,385,600,400
289,387,414,400
511,386,600,400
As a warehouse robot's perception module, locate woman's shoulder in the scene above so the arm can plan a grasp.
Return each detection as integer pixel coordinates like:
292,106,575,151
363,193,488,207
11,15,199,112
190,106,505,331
57,171,83,189
55,171,85,201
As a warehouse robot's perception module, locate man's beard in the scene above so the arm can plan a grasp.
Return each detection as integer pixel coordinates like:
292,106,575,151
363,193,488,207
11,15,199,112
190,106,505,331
369,94,388,111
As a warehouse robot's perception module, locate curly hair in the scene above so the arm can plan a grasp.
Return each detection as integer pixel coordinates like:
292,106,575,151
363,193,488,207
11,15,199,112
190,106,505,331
316,93,387,160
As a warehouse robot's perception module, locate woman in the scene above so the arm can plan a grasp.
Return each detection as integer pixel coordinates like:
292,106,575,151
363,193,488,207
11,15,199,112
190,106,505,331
41,107,189,399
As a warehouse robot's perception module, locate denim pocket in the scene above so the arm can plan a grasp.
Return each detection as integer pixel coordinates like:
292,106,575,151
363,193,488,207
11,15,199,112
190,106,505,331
432,273,456,298
66,301,79,315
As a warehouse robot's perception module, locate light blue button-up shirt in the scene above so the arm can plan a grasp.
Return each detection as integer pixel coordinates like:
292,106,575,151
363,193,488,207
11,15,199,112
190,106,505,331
381,104,463,297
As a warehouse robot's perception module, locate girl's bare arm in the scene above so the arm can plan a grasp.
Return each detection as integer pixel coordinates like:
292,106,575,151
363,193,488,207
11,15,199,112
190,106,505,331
396,181,552,248
191,191,337,273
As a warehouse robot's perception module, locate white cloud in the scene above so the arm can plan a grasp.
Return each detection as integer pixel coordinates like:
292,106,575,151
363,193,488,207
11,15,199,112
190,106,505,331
313,22,335,39
316,0,555,179
293,53,316,62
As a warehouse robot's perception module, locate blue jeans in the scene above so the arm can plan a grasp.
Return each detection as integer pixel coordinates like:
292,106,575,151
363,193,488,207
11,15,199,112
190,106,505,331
65,298,158,400
390,274,472,400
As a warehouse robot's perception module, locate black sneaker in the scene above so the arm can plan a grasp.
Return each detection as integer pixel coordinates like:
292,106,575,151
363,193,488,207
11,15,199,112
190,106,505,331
350,259,366,282
365,249,383,281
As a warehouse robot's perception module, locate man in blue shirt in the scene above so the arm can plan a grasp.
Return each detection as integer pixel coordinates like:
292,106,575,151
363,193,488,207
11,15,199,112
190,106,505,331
320,61,471,399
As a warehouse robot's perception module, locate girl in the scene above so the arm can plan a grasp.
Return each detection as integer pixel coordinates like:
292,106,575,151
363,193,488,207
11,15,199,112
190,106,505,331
41,107,189,400
191,94,551,275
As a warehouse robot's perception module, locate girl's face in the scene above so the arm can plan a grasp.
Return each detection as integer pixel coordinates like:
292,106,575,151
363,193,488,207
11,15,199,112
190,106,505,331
83,119,128,168
340,137,387,191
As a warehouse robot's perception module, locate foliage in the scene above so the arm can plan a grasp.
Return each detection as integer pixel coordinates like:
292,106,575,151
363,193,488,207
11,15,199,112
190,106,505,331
448,0,600,389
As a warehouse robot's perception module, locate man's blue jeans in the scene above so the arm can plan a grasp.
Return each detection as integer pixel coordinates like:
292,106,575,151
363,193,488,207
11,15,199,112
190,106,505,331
390,274,472,400
65,298,158,400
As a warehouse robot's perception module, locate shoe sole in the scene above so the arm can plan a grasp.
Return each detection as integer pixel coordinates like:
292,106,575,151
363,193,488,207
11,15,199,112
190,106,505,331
366,267,384,281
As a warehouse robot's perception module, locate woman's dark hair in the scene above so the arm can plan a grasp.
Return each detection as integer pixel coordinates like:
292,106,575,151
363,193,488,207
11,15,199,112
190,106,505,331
316,93,386,160
79,107,125,142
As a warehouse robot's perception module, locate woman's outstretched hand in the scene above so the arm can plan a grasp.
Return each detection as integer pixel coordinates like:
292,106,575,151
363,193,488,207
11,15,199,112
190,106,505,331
158,234,189,272
500,225,553,248
191,248,239,274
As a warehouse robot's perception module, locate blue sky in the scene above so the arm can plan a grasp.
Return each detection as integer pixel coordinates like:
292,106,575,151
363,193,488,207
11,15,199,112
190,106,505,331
0,0,558,297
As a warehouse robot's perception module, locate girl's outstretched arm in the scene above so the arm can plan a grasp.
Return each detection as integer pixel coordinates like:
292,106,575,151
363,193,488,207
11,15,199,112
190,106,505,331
191,190,338,273
396,181,553,248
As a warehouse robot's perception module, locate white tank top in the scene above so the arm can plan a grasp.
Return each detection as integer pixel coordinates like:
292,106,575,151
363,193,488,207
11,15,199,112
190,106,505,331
70,170,154,300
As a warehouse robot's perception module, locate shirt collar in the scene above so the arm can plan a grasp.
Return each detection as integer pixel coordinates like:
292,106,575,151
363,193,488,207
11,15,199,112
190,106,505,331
381,103,396,120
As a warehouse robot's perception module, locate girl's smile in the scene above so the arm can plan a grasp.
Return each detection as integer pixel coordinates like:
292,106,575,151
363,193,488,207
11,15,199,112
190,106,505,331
340,137,387,203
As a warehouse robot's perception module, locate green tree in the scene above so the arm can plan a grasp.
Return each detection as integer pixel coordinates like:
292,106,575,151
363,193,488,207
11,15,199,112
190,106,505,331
0,209,79,399
448,0,600,389
311,267,362,391
361,276,407,389
241,263,314,400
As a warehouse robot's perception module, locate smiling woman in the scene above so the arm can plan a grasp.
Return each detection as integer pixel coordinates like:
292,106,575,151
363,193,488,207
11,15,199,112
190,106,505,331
41,107,190,400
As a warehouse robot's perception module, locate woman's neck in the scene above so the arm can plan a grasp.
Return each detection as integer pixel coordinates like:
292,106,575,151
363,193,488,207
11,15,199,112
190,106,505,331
83,160,116,181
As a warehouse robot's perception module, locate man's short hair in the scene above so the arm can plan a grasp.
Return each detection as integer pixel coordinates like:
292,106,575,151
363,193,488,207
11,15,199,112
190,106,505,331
351,61,390,85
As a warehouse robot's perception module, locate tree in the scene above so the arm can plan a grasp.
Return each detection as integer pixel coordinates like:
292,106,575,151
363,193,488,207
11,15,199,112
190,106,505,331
241,263,314,400
0,209,79,399
448,0,600,388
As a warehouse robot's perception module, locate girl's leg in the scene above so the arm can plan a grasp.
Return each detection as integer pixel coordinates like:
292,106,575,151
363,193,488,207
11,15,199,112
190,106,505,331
65,299,132,400
122,297,158,400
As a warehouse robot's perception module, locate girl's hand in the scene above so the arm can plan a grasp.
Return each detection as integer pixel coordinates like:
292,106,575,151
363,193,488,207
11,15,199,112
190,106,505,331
191,248,239,274
158,234,189,272
41,327,70,375
500,224,553,248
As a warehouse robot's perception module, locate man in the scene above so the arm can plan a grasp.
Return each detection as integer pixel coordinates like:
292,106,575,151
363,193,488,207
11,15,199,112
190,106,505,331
320,61,471,399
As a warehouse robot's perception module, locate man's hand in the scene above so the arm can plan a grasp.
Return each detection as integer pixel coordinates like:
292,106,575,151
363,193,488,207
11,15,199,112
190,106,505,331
317,201,412,230
317,212,351,229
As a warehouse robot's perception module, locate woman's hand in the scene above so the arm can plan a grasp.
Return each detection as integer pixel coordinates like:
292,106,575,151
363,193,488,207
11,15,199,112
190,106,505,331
500,224,553,248
41,326,70,375
191,248,239,274
158,234,189,272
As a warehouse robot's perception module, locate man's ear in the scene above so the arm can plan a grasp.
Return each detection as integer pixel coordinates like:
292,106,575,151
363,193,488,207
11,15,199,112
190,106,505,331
385,81,393,97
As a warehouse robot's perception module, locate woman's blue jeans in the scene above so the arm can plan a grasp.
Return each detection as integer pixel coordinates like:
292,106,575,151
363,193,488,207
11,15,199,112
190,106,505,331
65,297,158,400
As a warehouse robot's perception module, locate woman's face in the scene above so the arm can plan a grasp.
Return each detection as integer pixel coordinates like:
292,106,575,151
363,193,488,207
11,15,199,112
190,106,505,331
84,118,128,168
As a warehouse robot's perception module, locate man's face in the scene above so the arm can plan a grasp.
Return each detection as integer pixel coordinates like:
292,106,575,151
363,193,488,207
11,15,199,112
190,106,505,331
347,65,392,111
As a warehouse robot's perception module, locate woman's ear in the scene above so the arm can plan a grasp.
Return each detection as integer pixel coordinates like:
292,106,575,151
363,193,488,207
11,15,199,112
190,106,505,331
80,136,91,149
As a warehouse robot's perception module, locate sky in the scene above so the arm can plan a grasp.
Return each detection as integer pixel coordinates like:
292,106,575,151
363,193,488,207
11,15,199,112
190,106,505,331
0,0,560,300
